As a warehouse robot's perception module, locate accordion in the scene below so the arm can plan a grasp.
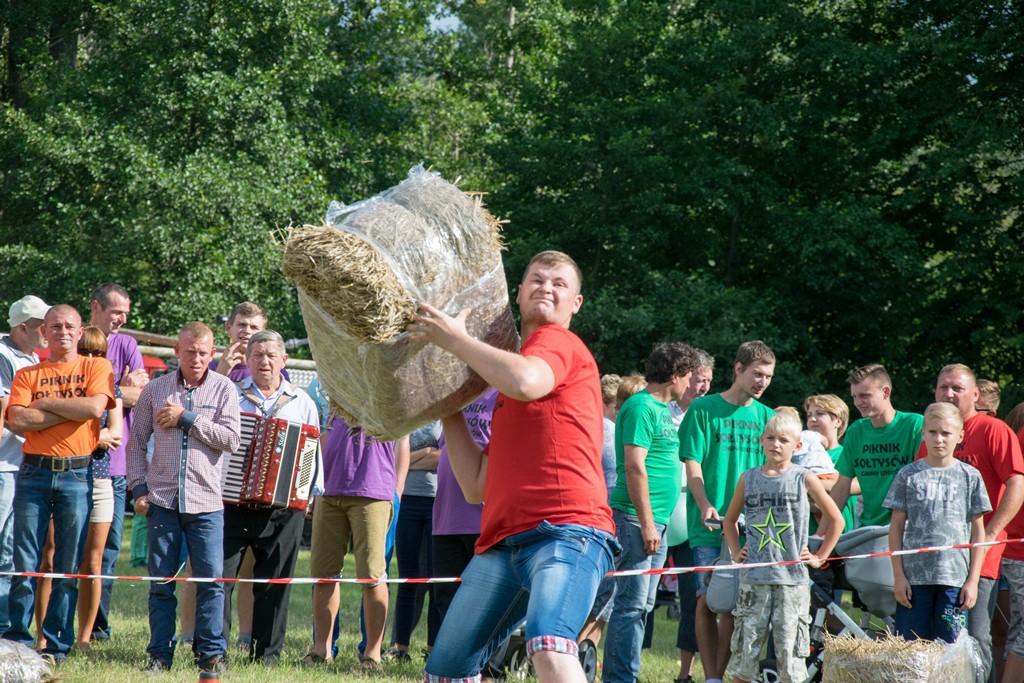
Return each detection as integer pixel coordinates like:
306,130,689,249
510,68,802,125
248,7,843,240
222,412,319,511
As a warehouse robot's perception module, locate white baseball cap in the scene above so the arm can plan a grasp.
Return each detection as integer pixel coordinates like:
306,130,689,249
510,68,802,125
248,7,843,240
8,295,51,328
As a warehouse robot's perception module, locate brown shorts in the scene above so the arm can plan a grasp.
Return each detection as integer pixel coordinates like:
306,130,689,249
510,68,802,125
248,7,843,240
309,495,393,585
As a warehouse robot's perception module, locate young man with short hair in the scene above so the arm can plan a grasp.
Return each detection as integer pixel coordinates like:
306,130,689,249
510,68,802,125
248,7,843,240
212,302,287,382
410,250,617,683
821,364,923,535
680,340,776,683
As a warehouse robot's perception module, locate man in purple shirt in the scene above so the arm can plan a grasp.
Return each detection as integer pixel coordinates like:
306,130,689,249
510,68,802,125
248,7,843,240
87,282,148,641
128,322,240,674
210,302,288,383
307,418,409,668
432,389,497,620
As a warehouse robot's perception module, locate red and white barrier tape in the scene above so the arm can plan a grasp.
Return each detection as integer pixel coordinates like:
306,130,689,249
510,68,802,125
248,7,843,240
4,537,1021,585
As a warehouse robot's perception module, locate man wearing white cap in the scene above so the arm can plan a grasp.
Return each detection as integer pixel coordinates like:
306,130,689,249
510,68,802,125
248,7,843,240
0,295,49,635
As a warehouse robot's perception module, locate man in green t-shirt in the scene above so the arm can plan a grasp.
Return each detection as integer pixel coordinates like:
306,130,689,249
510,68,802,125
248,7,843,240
680,340,776,683
819,363,923,536
603,342,700,683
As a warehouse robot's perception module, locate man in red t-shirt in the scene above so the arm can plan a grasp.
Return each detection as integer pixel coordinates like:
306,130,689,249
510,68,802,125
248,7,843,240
408,250,616,683
917,364,1024,683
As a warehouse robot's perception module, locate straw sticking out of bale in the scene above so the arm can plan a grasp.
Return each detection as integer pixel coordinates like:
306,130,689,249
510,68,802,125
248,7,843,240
823,633,981,682
282,224,415,344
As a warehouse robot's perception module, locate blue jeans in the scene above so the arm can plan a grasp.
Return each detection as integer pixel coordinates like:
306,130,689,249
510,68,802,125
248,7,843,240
0,472,16,635
894,584,965,643
6,461,91,657
603,510,668,683
146,503,226,665
94,474,126,638
693,545,721,597
425,521,618,682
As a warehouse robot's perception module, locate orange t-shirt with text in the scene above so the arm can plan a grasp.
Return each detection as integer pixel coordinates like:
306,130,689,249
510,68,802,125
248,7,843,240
7,355,116,457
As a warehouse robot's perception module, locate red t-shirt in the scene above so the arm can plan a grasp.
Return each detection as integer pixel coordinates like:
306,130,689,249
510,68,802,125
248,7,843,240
916,413,1024,574
1003,426,1024,562
475,325,614,553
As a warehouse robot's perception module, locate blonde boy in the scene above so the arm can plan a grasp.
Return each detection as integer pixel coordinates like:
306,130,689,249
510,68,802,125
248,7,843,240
884,402,991,643
722,412,843,683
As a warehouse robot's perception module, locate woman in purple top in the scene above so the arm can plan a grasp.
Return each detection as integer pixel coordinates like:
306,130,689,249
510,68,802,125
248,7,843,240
432,389,498,620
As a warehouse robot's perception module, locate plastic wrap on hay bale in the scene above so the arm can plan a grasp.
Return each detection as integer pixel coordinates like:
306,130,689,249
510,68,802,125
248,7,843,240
282,165,519,440
0,639,56,682
823,633,983,683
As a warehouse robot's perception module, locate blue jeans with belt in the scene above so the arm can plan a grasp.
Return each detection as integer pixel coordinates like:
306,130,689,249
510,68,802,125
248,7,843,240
5,460,91,658
146,503,226,666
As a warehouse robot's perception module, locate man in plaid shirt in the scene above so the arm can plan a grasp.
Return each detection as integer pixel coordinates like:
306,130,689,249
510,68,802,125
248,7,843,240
127,321,240,674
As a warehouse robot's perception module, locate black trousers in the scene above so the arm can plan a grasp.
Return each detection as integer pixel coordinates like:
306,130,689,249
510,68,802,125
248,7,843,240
431,533,479,622
222,505,305,661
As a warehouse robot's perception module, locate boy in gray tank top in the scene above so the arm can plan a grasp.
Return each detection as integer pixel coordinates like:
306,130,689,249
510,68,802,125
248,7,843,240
722,411,844,683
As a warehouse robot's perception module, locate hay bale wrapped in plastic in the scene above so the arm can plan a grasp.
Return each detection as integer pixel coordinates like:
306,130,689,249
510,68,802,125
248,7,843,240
0,639,56,682
282,165,519,440
823,633,983,683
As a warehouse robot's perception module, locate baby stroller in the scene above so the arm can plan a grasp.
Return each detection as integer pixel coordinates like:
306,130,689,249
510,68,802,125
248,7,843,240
705,521,896,683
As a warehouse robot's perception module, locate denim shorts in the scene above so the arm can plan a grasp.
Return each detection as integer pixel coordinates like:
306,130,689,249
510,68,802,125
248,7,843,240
424,521,619,682
692,545,722,598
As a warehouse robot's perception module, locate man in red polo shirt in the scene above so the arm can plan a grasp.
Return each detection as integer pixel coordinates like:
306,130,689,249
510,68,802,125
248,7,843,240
408,250,616,683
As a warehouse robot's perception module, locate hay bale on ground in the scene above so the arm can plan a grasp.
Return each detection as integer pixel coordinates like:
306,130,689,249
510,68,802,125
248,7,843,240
282,165,519,440
823,633,981,683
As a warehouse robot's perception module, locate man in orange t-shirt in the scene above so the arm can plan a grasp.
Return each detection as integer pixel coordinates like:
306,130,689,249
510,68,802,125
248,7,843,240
2,304,115,661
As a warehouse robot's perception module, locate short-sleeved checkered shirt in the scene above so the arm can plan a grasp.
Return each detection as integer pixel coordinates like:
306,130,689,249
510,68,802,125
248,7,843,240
127,369,241,514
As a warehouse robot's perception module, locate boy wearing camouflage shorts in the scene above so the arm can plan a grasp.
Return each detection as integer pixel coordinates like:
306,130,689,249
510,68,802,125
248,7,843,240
722,412,844,683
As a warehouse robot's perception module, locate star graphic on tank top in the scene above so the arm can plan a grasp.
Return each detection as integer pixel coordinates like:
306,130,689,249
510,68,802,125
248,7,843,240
750,508,792,552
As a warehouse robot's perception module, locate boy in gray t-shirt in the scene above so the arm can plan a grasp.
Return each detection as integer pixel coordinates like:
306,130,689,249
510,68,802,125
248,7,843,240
884,402,991,643
722,412,843,683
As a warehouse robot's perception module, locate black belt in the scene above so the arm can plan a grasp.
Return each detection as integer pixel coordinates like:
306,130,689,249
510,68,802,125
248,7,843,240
23,453,92,471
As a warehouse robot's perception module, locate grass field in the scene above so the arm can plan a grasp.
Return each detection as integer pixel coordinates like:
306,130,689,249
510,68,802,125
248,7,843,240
50,515,702,682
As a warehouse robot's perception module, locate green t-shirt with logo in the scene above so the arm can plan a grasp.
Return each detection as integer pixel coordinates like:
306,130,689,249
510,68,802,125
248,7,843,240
610,390,681,525
679,394,775,548
836,411,924,527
